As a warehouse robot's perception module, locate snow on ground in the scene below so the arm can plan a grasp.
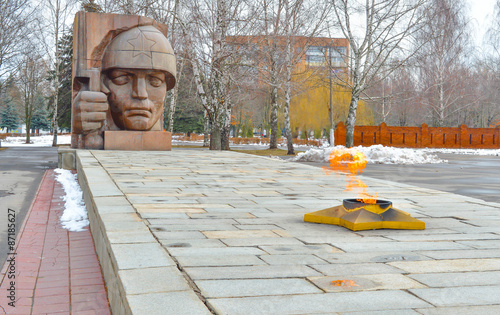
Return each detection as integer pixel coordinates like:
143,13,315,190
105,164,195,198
54,169,89,232
1,134,71,147
290,144,500,164
290,145,447,164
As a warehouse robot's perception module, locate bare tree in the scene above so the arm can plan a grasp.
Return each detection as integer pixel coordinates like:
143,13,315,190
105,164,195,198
330,0,428,147
476,0,500,127
470,61,500,127
36,0,77,146
17,51,47,143
180,0,257,150
0,0,33,91
282,0,329,154
415,0,472,127
486,0,500,57
241,0,329,151
367,63,420,126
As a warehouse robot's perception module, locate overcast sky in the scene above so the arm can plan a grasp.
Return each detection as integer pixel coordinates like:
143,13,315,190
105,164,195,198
467,0,497,45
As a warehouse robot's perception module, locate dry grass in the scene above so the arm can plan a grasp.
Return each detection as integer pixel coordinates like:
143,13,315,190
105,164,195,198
232,148,301,157
173,133,324,147
172,145,209,149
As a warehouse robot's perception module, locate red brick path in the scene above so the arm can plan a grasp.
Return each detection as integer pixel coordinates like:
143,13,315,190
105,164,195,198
0,170,111,315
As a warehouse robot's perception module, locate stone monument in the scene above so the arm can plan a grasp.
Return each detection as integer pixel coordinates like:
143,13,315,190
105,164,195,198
71,12,176,150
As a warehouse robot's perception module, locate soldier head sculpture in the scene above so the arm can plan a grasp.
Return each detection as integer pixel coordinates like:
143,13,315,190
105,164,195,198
101,26,176,131
71,13,176,150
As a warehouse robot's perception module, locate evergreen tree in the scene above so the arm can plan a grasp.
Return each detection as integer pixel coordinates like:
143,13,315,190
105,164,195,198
47,28,73,130
167,59,205,133
81,0,103,12
31,98,51,132
1,102,20,132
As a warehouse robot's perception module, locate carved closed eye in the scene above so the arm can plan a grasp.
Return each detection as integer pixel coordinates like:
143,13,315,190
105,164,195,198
148,76,164,88
111,75,130,85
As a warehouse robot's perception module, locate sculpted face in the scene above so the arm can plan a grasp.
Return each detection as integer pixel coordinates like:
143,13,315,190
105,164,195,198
103,69,167,131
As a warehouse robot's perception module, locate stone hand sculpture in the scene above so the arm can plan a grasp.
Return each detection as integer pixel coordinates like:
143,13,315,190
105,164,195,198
71,15,176,149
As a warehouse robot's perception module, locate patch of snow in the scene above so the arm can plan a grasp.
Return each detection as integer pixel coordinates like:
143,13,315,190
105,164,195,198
290,145,446,165
54,169,89,232
1,134,71,147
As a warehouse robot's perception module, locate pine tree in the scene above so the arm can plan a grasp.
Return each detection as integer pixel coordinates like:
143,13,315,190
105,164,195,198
81,0,103,12
31,101,51,132
1,102,20,132
47,28,73,130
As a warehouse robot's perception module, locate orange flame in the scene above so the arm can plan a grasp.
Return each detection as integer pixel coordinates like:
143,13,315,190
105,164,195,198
331,279,359,287
324,147,378,204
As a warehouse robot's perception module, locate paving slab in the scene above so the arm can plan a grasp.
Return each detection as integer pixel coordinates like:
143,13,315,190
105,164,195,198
409,285,500,307
409,271,500,287
311,262,406,276
332,240,471,252
260,254,329,265
418,249,500,259
160,238,227,248
207,290,431,314
345,310,420,315
175,254,265,267
387,258,500,273
110,243,176,269
74,149,500,314
196,278,322,298
308,274,425,292
185,265,322,280
127,291,211,315
416,305,500,315
168,247,266,257
119,266,190,294
220,237,304,246
203,230,281,239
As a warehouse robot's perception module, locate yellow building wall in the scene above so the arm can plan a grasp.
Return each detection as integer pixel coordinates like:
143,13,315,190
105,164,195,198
290,77,374,135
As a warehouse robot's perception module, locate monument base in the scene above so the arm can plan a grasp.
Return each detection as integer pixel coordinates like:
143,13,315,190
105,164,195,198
104,131,172,151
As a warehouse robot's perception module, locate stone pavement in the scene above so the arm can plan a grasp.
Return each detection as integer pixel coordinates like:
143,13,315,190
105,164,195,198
0,170,110,314
76,149,500,314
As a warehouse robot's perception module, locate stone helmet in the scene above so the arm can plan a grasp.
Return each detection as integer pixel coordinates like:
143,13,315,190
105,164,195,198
102,25,176,90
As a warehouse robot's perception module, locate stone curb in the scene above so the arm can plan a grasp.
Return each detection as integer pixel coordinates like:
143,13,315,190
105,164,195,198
75,150,211,315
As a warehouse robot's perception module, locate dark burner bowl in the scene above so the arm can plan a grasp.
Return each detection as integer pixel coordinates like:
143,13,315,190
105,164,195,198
342,198,392,211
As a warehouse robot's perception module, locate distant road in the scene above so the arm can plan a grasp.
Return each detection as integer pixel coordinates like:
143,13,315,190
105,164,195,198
0,147,58,267
284,153,500,203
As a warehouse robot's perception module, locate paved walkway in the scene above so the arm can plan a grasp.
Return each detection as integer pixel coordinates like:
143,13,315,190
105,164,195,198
76,149,500,314
0,170,110,315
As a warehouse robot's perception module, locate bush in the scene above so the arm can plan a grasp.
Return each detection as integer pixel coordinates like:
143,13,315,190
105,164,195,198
245,125,253,138
314,129,322,139
300,130,308,140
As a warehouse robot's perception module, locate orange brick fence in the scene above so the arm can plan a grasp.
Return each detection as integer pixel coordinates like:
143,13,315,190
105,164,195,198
334,122,500,149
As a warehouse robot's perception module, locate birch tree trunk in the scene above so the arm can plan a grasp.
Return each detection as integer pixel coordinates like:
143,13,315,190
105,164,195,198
203,110,210,147
167,87,177,132
209,0,228,150
269,80,279,149
51,1,61,147
345,91,360,148
283,1,294,155
167,59,184,132
221,81,232,150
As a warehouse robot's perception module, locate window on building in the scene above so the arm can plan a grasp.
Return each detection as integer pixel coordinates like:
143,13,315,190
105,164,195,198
328,46,347,67
306,46,325,66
